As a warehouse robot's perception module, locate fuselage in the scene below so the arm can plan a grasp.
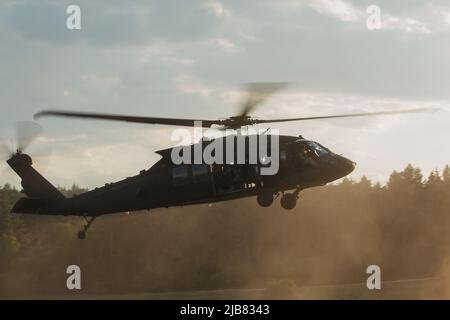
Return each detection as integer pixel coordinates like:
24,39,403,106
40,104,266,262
8,135,355,216
54,135,355,216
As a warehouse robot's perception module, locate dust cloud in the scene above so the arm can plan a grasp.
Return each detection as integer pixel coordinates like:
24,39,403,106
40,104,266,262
1,165,450,299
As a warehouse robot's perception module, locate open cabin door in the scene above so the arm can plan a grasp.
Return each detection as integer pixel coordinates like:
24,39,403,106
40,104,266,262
211,164,261,195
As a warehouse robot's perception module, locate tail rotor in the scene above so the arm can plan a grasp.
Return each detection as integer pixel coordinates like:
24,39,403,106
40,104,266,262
1,121,51,171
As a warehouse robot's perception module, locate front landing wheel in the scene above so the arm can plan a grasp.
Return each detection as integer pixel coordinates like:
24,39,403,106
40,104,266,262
281,193,297,210
257,192,274,207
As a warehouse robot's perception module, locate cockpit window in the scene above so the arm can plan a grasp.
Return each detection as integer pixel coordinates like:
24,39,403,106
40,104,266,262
305,141,329,157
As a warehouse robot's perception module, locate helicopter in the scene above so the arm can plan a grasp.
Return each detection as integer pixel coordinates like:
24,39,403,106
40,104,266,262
2,83,437,239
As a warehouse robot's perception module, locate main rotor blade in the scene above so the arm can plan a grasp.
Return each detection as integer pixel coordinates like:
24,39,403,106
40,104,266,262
35,110,219,128
17,121,43,152
252,107,439,125
240,82,289,117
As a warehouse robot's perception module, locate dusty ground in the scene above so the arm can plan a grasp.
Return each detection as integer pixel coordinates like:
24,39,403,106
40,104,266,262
9,277,449,300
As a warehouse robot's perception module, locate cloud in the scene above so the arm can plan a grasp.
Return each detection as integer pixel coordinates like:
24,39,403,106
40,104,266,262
174,75,213,98
238,31,260,42
208,38,240,52
425,2,450,33
382,15,431,34
0,0,222,45
81,74,122,91
203,1,231,18
307,0,362,22
138,44,195,65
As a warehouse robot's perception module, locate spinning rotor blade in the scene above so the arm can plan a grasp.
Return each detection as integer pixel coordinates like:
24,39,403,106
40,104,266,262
35,110,219,128
239,82,289,117
17,121,43,152
1,122,51,171
1,121,51,177
0,140,12,160
251,107,439,125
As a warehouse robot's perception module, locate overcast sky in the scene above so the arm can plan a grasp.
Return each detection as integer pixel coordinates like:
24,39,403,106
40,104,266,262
0,0,449,188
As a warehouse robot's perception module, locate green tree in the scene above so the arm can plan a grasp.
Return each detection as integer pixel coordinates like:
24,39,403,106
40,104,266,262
443,165,450,184
387,164,423,196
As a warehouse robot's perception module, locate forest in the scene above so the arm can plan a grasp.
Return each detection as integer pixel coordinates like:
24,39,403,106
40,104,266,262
1,164,450,298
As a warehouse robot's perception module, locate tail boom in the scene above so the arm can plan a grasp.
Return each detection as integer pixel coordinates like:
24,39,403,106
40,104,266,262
7,152,66,214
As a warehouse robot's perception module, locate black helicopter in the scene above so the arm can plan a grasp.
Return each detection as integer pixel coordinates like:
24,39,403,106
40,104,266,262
2,84,436,239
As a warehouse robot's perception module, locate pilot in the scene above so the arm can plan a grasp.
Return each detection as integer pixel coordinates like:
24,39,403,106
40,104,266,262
301,145,318,167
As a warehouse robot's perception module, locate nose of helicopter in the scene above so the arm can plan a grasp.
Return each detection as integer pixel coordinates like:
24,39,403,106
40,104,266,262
338,156,356,176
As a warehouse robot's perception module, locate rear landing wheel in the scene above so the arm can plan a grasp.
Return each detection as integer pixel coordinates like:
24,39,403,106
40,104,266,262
257,192,274,207
281,193,297,210
77,215,97,240
77,230,86,240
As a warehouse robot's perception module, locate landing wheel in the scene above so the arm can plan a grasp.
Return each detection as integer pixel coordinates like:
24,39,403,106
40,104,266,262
257,192,274,207
281,193,297,210
78,230,86,240
77,215,97,240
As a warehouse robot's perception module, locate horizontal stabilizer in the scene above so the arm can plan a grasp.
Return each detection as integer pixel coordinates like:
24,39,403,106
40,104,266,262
7,152,65,202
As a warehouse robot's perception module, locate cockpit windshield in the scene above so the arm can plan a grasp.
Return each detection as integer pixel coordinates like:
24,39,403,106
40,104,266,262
305,141,330,157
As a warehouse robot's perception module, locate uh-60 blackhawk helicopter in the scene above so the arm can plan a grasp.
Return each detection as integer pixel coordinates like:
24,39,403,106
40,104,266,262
1,83,436,239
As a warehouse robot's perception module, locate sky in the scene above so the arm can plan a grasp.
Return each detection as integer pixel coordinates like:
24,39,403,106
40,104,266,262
0,0,449,189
